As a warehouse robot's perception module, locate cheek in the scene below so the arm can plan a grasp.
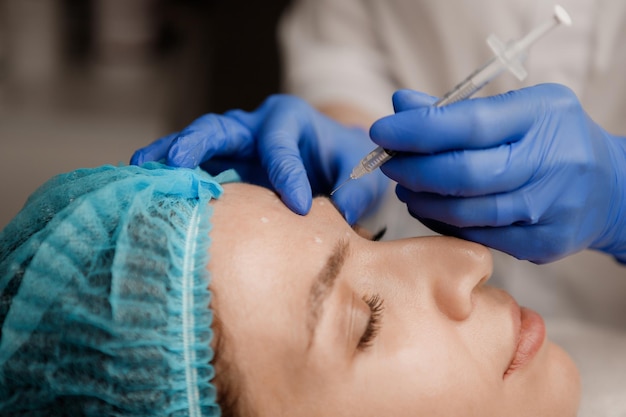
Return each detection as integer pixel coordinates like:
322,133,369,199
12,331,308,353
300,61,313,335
337,318,502,416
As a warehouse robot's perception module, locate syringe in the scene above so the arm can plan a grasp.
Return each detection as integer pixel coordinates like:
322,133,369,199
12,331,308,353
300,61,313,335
331,4,572,196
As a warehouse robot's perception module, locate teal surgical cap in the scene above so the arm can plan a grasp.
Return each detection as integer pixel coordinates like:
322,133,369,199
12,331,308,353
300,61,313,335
0,162,238,416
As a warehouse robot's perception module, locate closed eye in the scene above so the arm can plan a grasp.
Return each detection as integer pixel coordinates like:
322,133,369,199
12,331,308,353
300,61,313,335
358,294,384,351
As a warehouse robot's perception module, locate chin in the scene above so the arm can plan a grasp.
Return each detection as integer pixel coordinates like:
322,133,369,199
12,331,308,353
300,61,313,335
505,339,580,416
544,341,581,417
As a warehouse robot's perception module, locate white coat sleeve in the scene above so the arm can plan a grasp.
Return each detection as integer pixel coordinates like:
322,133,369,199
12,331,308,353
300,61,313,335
278,0,396,120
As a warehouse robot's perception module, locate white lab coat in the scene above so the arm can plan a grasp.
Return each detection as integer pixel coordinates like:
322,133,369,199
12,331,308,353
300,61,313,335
280,1,626,413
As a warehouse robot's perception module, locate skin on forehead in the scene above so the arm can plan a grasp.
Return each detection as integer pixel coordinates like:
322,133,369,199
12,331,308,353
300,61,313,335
209,183,344,411
208,183,580,417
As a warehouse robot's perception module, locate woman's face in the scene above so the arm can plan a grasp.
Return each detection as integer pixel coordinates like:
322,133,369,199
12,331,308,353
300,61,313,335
209,183,580,417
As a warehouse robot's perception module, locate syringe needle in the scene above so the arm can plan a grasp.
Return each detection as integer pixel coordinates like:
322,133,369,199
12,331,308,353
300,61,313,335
330,178,352,196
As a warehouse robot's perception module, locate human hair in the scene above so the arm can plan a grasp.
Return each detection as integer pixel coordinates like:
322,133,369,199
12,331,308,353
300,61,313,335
211,297,256,417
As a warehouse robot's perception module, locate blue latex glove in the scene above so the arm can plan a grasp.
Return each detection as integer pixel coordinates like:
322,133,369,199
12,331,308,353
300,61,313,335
370,84,626,264
131,94,389,224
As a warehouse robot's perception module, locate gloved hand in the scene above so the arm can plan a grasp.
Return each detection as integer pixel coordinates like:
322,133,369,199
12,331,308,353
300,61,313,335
370,84,626,264
131,94,389,225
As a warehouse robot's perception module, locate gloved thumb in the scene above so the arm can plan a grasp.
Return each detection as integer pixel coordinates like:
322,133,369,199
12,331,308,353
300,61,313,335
392,89,438,112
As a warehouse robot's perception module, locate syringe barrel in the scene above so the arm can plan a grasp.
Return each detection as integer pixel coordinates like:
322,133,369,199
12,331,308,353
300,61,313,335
436,78,479,107
352,147,396,179
436,57,505,107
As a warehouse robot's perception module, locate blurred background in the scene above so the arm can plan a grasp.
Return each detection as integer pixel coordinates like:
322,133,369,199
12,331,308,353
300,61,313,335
0,0,291,228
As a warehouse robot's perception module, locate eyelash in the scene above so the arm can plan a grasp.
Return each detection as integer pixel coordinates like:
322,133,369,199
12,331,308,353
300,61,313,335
357,294,384,351
372,227,387,241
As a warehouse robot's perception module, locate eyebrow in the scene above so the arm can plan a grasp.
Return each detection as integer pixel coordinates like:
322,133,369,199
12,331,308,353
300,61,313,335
306,239,349,350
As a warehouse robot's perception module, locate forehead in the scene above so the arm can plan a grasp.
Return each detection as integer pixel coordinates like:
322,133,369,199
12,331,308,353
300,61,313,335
218,182,284,212
208,183,346,303
207,183,349,394
212,183,342,235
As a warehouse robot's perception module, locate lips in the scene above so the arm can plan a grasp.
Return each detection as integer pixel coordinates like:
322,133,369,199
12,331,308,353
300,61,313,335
504,306,546,377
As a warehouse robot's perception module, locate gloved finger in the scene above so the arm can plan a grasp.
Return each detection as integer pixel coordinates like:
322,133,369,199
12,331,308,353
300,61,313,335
256,110,313,216
225,95,288,133
130,133,179,165
382,142,533,196
396,185,551,228
332,169,389,225
167,113,255,168
370,86,542,154
416,216,566,264
392,89,438,112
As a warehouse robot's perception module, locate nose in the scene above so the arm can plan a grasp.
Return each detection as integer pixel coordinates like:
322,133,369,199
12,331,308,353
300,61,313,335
384,236,493,321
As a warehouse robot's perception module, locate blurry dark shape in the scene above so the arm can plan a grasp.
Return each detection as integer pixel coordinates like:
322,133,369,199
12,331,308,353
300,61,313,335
153,0,215,130
154,0,218,56
205,0,292,113
60,0,94,65
159,0,292,130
